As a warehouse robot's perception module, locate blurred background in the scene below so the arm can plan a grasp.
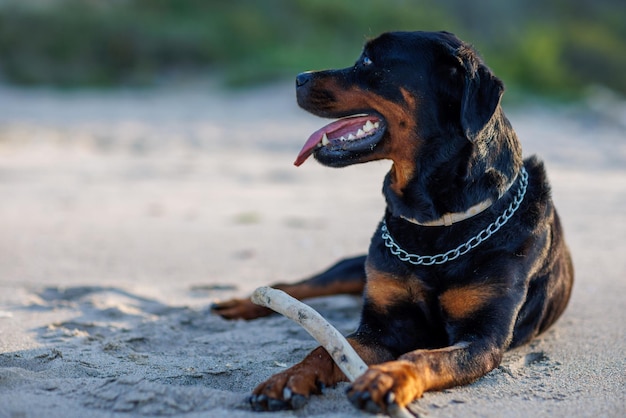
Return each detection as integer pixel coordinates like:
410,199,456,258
0,0,625,99
0,0,624,291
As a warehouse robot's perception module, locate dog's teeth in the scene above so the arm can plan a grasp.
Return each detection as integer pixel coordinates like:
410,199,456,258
321,133,330,146
357,129,365,137
363,120,375,132
340,136,346,141
374,122,380,128
348,133,356,140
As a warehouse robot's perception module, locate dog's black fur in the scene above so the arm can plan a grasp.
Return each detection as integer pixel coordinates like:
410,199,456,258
212,31,573,414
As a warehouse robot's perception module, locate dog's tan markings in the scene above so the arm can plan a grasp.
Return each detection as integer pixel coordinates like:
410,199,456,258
439,284,498,319
364,264,425,313
389,161,415,196
319,81,420,195
276,280,364,300
211,298,273,320
386,88,420,195
310,77,421,196
350,343,473,409
351,342,500,410
252,346,343,399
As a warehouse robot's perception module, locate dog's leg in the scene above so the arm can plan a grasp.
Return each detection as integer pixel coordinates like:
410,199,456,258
212,255,366,320
346,342,502,414
249,338,394,411
344,271,525,414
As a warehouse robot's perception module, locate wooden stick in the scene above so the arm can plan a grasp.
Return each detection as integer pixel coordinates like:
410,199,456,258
251,286,367,380
251,286,415,418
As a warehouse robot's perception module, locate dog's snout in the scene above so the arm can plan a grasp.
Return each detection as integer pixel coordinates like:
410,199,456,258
296,72,312,88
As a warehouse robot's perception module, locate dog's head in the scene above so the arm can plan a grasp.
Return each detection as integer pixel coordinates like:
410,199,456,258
294,31,506,188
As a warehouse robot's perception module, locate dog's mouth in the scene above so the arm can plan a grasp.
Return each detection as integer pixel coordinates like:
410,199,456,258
294,114,386,166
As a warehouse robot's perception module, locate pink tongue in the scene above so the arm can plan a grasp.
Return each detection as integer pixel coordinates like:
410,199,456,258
293,125,330,167
294,115,375,166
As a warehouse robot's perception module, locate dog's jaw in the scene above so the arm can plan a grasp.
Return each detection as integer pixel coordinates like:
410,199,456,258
294,113,388,167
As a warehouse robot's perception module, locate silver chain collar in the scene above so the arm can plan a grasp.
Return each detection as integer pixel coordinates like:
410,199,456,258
381,167,529,266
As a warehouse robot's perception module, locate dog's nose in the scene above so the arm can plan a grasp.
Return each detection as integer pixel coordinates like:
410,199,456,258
296,72,312,88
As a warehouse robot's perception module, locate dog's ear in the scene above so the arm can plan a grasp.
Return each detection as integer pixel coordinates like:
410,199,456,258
460,62,504,142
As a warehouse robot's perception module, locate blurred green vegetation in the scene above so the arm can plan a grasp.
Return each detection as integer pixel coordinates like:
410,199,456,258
0,0,624,97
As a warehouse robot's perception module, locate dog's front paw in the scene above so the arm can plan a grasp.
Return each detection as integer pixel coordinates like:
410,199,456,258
249,367,323,411
346,360,422,414
249,346,343,411
211,298,272,320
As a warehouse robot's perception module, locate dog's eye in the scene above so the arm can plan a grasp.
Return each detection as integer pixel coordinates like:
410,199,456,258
362,56,373,66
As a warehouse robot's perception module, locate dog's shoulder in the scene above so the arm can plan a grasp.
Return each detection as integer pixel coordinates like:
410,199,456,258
521,156,556,224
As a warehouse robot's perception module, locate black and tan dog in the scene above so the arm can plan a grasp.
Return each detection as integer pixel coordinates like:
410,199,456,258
213,31,574,414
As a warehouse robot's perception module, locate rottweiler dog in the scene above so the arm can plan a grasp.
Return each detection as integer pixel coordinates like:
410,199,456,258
212,31,574,414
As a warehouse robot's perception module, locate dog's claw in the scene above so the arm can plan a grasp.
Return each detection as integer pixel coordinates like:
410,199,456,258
249,393,292,411
248,394,265,411
347,387,381,413
364,398,383,414
290,394,307,409
282,387,292,401
267,398,291,411
249,389,308,411
280,387,307,409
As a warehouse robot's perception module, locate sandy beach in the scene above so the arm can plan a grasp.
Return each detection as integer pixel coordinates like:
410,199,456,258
0,82,624,417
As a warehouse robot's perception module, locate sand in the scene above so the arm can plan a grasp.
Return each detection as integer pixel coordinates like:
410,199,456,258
0,82,624,417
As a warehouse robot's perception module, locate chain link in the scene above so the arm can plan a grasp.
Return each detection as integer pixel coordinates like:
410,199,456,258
381,167,528,266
